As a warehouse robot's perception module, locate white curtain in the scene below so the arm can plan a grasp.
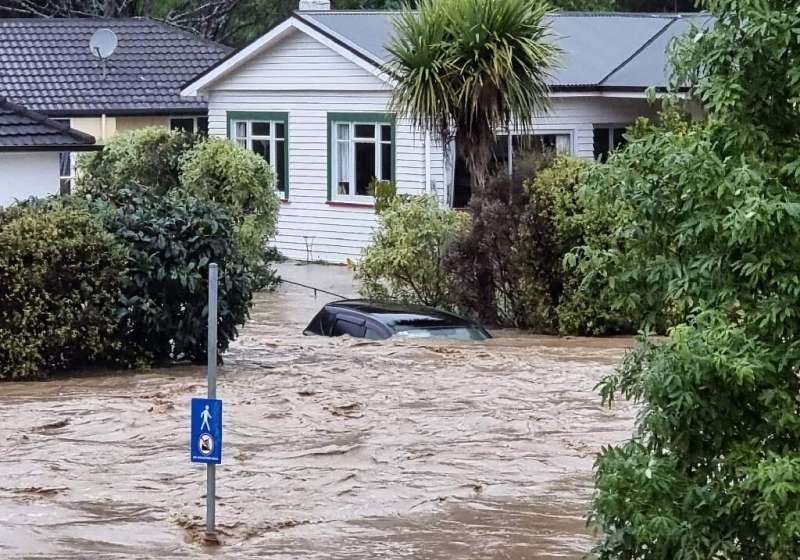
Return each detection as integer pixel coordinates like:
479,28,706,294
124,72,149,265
556,134,571,155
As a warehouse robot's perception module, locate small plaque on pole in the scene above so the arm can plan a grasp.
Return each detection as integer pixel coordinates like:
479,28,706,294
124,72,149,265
191,398,222,464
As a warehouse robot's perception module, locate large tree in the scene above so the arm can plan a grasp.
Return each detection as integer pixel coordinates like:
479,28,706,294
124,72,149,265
587,0,800,557
386,0,559,193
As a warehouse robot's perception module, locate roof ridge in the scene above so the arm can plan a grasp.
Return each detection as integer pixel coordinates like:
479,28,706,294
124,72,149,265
598,16,678,86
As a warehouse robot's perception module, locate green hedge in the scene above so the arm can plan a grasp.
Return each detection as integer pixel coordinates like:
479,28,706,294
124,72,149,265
0,202,126,379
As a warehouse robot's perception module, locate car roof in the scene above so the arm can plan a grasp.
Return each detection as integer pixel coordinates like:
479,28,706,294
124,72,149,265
324,299,476,330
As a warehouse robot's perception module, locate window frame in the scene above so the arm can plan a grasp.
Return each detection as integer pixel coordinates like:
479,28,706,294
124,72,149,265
593,123,630,162
170,115,208,135
327,112,396,204
226,111,289,199
497,130,574,169
52,118,75,195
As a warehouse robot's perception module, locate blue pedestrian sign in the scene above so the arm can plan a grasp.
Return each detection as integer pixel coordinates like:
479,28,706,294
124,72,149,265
191,398,222,464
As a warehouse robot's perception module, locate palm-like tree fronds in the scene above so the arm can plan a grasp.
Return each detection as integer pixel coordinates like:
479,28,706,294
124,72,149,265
386,0,561,191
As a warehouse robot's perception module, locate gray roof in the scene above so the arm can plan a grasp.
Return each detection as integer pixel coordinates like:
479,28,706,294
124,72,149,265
0,97,97,151
294,10,709,90
0,17,232,116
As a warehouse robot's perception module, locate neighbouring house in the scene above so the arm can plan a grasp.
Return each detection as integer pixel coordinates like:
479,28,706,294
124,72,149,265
0,17,231,196
182,3,709,263
0,97,99,206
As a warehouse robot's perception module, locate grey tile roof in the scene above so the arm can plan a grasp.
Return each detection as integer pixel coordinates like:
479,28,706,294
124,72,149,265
0,96,97,151
295,10,708,90
0,17,232,116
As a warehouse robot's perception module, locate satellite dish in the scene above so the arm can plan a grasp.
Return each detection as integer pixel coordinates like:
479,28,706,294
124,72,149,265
89,28,118,60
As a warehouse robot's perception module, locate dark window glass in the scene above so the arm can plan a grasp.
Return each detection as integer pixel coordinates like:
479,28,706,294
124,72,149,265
58,152,71,176
60,178,71,195
453,156,471,208
275,122,286,139
197,117,209,136
252,121,270,136
170,118,195,133
252,139,269,162
381,125,391,142
613,127,626,150
381,143,391,180
354,124,375,138
276,140,286,193
355,142,376,196
332,317,366,338
594,127,611,162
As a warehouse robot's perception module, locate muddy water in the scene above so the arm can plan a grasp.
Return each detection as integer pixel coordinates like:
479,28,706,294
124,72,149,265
0,263,635,559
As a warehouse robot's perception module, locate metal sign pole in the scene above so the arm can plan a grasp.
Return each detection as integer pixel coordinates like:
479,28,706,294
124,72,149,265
206,263,218,543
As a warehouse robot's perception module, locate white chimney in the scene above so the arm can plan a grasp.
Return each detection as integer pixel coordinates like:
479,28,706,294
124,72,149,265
298,0,330,10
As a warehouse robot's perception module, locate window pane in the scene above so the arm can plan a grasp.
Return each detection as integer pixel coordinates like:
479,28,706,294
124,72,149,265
275,140,286,193
355,142,376,196
236,138,246,148
60,178,71,196
612,127,626,149
381,125,391,142
594,127,610,162
58,152,71,177
252,121,270,136
555,134,571,155
197,117,209,136
337,140,350,195
381,143,391,180
170,118,194,133
253,139,270,162
235,122,247,138
336,123,350,141
275,122,285,139
354,124,375,138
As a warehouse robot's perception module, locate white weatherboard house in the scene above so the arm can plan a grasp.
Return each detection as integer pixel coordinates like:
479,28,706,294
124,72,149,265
183,3,707,263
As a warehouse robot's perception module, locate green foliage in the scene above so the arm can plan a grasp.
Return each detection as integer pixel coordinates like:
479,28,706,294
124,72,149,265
590,1,800,556
446,153,559,329
0,202,126,379
526,155,632,334
387,0,560,190
78,128,281,289
368,178,398,214
77,127,199,198
355,195,468,307
180,137,280,285
102,190,254,364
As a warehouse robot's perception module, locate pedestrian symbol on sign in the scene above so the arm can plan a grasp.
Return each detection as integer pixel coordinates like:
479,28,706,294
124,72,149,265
201,405,212,431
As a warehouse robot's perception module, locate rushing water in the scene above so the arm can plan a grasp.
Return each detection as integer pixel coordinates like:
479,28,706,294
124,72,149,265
0,263,635,559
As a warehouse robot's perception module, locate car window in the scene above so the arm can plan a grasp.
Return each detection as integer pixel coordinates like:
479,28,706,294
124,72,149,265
394,326,489,341
332,316,366,338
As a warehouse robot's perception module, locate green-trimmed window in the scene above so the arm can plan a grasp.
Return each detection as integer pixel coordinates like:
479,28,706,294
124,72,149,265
228,111,288,196
328,113,395,202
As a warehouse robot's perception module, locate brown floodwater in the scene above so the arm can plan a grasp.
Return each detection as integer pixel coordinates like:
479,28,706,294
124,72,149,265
0,263,635,559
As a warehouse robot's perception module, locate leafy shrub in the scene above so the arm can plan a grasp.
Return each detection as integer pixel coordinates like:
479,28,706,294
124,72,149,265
367,178,398,214
530,156,639,335
356,195,468,307
0,202,126,379
588,0,800,546
77,127,199,198
446,153,561,329
101,190,254,364
180,137,280,286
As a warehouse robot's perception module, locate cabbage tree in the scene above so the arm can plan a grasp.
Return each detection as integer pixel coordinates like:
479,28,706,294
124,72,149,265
386,0,559,192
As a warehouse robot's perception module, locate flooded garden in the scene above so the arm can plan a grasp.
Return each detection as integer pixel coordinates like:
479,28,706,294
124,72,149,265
0,263,634,559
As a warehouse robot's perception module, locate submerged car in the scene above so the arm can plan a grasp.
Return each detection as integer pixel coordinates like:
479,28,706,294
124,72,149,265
304,299,491,341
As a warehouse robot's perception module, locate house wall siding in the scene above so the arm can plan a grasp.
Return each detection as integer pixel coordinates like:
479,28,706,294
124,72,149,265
0,152,60,206
201,28,659,264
